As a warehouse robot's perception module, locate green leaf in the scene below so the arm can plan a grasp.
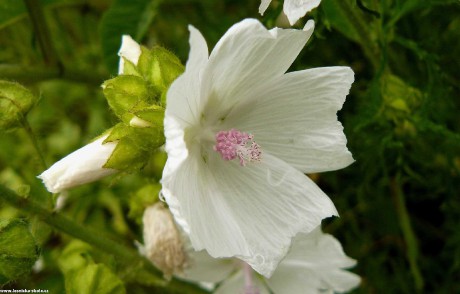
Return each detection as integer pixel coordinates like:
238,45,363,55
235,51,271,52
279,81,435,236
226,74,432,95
0,80,36,130
58,240,93,273
65,263,126,294
322,0,361,43
128,184,161,224
0,219,39,285
99,0,160,74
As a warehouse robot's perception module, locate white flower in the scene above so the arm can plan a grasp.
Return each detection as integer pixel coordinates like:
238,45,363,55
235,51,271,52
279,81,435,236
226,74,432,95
259,0,321,25
161,18,354,277
38,36,142,193
181,227,361,294
38,135,117,193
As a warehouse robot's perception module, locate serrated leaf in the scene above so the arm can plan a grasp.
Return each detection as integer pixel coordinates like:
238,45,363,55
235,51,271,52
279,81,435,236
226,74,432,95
0,80,36,130
65,263,126,294
99,0,159,74
0,219,39,285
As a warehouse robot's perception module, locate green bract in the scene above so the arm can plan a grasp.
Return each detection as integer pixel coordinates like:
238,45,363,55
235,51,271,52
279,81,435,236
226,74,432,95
0,80,36,130
99,44,183,172
0,219,39,285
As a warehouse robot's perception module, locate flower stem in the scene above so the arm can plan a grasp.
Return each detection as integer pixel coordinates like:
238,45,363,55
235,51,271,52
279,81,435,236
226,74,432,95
242,262,259,294
23,0,60,67
336,0,380,70
391,175,424,292
0,65,106,85
21,117,47,171
0,184,208,294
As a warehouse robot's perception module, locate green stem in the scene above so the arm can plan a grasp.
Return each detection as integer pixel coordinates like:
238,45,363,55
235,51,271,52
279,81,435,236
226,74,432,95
391,175,424,292
23,0,60,66
21,117,47,171
0,184,208,294
0,65,106,85
336,0,380,70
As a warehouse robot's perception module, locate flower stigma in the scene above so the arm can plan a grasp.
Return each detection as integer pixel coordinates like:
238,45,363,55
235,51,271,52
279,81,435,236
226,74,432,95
213,129,262,166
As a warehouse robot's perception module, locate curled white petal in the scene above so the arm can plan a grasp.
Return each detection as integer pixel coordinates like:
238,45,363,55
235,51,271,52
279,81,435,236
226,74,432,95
118,35,142,74
37,136,117,193
266,227,361,294
284,0,321,25
259,0,272,15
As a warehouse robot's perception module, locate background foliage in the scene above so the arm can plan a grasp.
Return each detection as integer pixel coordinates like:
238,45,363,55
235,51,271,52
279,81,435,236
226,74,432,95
0,0,459,293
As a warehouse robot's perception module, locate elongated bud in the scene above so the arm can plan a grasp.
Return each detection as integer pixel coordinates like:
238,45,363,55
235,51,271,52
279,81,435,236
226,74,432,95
142,203,188,278
38,135,117,193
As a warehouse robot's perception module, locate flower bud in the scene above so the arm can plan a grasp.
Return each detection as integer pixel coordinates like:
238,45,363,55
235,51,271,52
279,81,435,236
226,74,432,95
38,135,117,193
142,203,188,278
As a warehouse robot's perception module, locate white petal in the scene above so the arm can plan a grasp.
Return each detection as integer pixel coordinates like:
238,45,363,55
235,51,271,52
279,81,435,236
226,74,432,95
215,271,270,294
199,19,314,118
165,26,209,128
118,35,141,74
259,0,272,15
284,0,321,25
266,228,361,294
38,136,117,193
161,149,337,277
229,66,355,174
180,250,236,284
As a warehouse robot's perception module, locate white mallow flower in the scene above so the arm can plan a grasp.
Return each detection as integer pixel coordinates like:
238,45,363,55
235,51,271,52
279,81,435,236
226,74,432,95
161,18,355,277
260,0,321,25
38,36,143,193
38,135,117,193
180,227,361,294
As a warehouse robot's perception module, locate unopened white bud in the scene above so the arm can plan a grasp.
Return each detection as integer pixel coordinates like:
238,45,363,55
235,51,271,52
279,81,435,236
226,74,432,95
129,116,152,128
143,203,188,278
38,135,117,193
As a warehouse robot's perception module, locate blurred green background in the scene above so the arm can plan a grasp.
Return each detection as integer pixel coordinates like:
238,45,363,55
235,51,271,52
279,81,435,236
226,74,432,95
0,0,459,293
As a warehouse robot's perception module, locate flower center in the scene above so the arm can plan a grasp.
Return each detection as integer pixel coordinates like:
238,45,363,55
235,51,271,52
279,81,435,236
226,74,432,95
213,129,261,166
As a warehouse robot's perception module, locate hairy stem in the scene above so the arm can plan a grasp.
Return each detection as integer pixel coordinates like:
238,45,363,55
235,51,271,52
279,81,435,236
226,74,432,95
0,184,208,294
21,117,47,171
391,175,424,292
0,65,106,85
336,0,380,70
23,0,60,66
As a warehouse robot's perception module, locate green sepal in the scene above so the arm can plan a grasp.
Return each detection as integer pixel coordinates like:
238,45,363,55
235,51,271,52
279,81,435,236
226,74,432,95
0,219,39,285
104,123,131,143
103,126,165,172
134,105,164,126
121,58,141,77
65,263,126,294
0,81,36,131
137,46,184,97
103,75,155,124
